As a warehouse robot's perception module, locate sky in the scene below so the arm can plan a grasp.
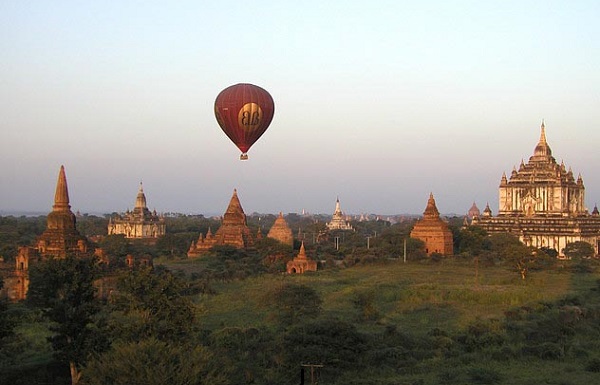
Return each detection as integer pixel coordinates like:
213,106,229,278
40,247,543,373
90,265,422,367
1,1,599,216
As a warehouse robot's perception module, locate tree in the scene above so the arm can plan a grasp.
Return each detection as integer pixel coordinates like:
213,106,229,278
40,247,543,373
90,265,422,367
81,338,227,385
281,318,367,381
27,256,107,385
109,267,195,342
563,241,595,260
458,226,490,257
269,283,322,326
97,234,130,262
155,233,191,258
503,244,538,280
0,277,15,344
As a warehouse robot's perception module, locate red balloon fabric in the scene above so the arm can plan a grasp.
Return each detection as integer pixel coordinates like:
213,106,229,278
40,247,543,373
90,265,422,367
214,83,275,159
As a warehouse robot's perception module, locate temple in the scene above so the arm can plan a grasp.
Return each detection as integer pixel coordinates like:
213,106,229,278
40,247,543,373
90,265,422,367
474,122,600,256
326,197,353,231
467,202,481,220
107,183,166,239
187,189,254,257
410,193,454,256
267,212,294,247
2,166,91,300
286,242,317,274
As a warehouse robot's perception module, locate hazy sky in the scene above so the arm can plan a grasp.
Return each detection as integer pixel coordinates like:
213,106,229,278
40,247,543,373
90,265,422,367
1,1,599,216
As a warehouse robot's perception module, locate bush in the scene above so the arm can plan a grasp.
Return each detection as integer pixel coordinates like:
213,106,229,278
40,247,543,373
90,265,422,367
468,366,503,384
585,357,600,372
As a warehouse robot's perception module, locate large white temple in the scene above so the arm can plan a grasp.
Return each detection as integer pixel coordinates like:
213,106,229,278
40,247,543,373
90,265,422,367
108,183,166,239
327,198,354,231
474,122,600,256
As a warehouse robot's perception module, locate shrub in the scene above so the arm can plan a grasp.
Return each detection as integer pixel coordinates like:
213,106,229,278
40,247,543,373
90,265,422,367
467,366,503,384
585,357,600,372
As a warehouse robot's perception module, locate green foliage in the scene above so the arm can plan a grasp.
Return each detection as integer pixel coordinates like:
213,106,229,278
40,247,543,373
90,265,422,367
97,234,129,260
163,215,220,235
81,338,227,385
539,247,559,258
563,241,595,259
155,233,192,258
268,283,322,326
208,327,278,383
27,256,107,383
0,215,46,261
109,267,195,342
0,277,13,342
281,318,367,380
458,226,490,257
467,365,503,384
75,215,107,237
198,246,268,282
585,357,600,372
10,253,600,384
352,289,380,322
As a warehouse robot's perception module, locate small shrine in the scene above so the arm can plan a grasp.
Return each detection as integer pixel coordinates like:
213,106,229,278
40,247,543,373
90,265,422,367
286,242,317,274
410,193,453,256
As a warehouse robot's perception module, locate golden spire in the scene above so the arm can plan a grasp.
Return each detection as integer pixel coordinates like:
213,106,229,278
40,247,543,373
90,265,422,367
53,165,71,212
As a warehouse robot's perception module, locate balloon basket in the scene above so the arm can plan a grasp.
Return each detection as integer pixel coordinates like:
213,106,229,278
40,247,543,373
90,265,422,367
240,153,249,160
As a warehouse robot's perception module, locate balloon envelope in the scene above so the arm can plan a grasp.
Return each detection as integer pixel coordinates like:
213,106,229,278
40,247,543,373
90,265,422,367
214,83,275,159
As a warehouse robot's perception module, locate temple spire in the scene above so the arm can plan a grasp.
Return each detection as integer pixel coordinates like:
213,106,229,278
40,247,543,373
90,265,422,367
540,120,547,144
533,120,552,158
423,192,440,218
222,188,246,225
135,181,147,209
53,165,71,212
334,196,341,214
297,241,307,260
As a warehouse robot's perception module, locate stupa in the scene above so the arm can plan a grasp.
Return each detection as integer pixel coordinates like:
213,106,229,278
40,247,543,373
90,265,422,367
267,212,294,247
4,166,90,300
410,193,453,256
188,189,254,257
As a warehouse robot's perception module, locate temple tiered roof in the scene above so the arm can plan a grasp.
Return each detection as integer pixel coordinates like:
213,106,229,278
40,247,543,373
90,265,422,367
188,189,254,257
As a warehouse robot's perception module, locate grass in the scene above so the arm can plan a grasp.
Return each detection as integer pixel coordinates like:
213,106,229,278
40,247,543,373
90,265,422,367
162,257,582,334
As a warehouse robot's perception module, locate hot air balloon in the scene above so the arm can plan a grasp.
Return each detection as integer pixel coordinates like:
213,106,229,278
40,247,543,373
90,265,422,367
214,83,275,160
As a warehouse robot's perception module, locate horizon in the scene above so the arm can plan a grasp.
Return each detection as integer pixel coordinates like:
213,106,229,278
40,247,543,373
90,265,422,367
2,2,599,215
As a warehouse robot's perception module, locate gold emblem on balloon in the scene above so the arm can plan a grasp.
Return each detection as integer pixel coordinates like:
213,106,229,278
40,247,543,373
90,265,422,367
238,103,263,132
